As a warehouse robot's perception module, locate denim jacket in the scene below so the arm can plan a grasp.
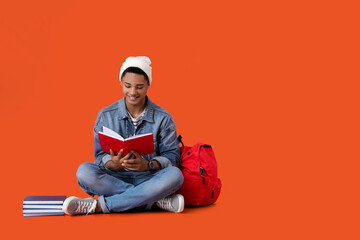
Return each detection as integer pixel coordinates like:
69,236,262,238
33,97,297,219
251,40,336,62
93,96,181,169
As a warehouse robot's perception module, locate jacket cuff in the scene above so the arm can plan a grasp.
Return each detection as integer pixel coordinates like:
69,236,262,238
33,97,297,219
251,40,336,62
101,154,112,166
152,156,172,169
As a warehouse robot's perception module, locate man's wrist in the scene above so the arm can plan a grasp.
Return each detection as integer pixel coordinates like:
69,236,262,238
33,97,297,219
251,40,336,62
148,160,155,171
148,159,161,171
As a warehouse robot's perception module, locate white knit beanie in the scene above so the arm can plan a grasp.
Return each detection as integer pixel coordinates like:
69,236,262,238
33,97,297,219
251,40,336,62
119,56,152,85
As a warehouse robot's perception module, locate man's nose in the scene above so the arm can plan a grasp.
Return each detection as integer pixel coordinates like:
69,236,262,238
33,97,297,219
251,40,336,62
130,87,137,94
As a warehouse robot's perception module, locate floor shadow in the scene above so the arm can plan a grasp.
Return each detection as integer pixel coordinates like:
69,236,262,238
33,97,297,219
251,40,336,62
63,203,218,217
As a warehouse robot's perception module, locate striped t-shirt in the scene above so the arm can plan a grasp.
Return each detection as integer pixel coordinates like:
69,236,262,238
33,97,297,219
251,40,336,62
128,109,146,130
125,109,146,171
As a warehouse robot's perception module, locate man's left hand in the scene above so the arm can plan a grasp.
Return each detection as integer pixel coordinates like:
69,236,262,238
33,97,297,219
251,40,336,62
122,151,149,171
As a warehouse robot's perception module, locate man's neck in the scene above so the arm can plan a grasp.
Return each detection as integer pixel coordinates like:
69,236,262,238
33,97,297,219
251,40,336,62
126,100,146,119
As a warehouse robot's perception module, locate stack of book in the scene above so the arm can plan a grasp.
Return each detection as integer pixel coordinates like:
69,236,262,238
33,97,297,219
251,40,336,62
23,196,67,217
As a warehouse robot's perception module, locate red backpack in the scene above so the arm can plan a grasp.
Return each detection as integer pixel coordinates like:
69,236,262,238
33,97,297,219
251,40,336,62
176,135,222,206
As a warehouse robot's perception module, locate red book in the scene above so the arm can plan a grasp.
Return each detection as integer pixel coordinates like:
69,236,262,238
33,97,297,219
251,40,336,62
98,126,154,156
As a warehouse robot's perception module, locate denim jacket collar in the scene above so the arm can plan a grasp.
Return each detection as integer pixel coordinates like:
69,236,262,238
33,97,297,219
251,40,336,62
118,96,154,123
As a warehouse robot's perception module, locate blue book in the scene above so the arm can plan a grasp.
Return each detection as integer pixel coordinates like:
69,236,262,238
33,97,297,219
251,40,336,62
23,209,64,214
23,205,63,209
23,212,65,217
23,196,66,205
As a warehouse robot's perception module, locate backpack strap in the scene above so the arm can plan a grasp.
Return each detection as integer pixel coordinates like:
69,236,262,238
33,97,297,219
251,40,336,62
200,144,212,149
178,135,184,147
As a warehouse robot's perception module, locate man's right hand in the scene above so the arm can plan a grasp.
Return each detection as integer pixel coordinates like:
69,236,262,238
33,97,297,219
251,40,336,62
105,149,133,171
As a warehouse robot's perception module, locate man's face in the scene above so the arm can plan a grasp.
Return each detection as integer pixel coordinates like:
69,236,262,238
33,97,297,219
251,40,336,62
121,72,149,108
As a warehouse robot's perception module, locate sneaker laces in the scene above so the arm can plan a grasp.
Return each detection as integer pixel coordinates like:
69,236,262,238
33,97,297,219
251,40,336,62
75,199,97,215
157,198,173,211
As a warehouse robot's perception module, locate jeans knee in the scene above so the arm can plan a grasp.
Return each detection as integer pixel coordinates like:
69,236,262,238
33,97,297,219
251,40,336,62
76,162,95,184
167,166,184,189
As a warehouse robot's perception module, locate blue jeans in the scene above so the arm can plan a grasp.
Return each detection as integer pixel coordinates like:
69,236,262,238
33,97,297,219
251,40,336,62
76,162,184,213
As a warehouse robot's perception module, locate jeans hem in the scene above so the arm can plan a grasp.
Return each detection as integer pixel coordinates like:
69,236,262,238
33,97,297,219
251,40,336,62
98,195,110,213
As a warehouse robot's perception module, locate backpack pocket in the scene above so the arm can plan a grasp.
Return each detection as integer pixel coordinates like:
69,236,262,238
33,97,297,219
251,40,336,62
201,177,222,206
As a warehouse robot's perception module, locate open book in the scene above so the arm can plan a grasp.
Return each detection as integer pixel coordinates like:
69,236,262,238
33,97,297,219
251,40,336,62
98,126,154,156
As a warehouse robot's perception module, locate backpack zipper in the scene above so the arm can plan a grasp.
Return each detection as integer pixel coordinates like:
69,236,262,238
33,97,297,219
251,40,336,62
200,167,208,185
201,167,215,198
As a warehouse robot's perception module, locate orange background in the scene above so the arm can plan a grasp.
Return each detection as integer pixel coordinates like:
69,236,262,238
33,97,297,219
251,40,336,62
1,0,359,239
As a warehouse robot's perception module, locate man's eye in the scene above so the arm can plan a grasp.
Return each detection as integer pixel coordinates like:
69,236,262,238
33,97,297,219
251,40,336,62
137,87,143,90
125,85,131,88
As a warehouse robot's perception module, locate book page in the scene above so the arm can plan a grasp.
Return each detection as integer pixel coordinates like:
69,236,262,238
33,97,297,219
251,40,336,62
126,133,153,141
102,126,124,141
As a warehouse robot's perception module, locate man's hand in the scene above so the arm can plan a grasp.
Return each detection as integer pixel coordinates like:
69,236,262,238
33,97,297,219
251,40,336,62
105,149,133,171
121,151,150,172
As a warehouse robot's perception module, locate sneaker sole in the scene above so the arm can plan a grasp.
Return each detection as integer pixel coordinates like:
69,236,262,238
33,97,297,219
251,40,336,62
175,194,185,213
62,196,78,215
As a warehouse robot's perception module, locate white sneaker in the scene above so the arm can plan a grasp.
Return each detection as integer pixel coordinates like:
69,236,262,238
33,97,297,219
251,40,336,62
156,194,184,213
62,196,97,215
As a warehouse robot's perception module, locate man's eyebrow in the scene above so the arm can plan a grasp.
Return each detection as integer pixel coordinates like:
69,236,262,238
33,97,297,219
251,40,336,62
124,82,145,86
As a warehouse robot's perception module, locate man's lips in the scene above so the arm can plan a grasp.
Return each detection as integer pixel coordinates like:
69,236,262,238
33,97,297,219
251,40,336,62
128,96,138,101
